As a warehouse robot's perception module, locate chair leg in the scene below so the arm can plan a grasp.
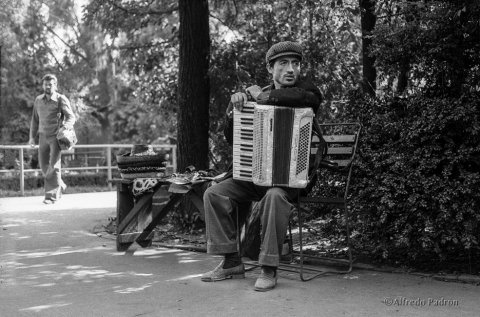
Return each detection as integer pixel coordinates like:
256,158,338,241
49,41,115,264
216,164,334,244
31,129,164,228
237,205,261,272
293,200,354,281
297,200,330,281
287,221,294,263
344,204,353,273
236,206,241,254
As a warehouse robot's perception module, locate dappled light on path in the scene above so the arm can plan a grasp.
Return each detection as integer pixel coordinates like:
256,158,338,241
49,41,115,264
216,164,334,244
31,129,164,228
3,247,155,284
113,281,160,294
1,241,210,292
2,217,53,227
4,246,91,260
166,273,203,282
19,302,72,313
126,247,203,264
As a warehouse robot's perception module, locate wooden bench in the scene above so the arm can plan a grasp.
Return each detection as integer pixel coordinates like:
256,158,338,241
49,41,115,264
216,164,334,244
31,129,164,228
110,178,209,251
110,179,174,251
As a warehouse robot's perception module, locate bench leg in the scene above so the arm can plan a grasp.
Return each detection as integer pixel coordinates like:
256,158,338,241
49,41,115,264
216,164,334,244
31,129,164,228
135,195,153,248
116,182,135,251
136,193,183,246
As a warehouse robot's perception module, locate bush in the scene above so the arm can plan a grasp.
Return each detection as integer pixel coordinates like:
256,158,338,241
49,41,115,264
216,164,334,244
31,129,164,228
0,172,115,191
338,91,480,273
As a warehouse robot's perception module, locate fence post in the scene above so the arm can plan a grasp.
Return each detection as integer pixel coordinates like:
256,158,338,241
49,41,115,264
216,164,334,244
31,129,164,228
19,147,25,196
107,146,112,190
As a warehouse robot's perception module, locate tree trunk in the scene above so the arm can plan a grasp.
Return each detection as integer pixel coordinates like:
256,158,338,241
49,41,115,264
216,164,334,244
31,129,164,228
359,0,377,96
99,116,112,143
177,0,210,171
0,45,2,107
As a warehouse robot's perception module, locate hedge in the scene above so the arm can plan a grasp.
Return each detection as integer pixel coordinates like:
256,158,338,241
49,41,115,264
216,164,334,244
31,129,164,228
337,91,480,273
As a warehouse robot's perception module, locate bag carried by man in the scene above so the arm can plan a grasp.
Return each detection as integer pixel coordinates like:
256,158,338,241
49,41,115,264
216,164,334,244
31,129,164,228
56,97,77,151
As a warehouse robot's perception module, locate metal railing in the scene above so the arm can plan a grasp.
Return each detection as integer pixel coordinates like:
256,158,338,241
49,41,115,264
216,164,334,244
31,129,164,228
0,144,177,195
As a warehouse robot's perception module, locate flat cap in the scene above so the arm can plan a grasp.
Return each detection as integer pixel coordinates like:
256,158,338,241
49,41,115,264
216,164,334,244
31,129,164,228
265,41,303,64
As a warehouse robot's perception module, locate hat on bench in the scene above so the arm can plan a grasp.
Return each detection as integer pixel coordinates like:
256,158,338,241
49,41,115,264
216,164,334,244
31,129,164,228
117,144,169,179
130,144,156,156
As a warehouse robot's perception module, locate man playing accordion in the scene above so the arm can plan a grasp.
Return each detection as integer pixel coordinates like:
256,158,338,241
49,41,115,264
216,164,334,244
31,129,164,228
201,41,322,291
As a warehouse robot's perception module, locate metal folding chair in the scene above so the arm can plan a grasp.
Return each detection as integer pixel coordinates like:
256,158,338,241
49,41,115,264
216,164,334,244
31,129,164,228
291,122,362,280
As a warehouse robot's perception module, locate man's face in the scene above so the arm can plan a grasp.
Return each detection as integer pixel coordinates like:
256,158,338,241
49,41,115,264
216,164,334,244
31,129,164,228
42,79,57,95
267,56,301,88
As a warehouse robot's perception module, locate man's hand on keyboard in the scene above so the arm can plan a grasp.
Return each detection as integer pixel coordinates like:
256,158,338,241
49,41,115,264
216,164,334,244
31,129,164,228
230,92,248,112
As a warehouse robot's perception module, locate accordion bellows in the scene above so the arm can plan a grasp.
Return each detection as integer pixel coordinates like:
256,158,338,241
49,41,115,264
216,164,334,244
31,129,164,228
117,145,167,179
233,102,314,188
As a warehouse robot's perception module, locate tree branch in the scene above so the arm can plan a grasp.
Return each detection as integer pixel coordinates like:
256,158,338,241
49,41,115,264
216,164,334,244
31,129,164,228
45,45,64,71
45,25,89,63
209,13,238,35
319,14,359,85
116,38,176,50
106,0,178,16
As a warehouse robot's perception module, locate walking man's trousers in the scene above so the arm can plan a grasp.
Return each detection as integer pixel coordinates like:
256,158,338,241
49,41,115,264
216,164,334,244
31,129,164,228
38,134,65,200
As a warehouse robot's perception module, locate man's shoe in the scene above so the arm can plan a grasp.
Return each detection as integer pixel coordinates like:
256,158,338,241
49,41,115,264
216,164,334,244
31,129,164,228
43,198,55,205
254,266,278,292
201,260,245,282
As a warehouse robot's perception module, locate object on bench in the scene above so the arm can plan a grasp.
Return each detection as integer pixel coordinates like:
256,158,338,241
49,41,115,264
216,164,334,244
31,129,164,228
116,144,171,179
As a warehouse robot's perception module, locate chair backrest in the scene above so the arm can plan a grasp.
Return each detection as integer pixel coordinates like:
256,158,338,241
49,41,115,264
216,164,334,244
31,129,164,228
303,122,361,199
310,123,361,169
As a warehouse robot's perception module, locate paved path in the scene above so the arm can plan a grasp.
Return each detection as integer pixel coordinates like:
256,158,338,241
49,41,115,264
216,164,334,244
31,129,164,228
0,192,478,317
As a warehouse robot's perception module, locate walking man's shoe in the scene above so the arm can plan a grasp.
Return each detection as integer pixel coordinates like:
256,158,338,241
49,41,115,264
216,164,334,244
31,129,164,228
201,260,245,282
43,198,55,204
254,266,277,292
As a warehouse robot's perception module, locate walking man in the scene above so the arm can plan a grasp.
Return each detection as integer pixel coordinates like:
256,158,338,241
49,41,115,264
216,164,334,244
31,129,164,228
29,74,75,204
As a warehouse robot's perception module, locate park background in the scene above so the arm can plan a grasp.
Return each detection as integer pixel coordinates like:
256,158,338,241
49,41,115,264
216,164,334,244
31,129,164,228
0,0,479,275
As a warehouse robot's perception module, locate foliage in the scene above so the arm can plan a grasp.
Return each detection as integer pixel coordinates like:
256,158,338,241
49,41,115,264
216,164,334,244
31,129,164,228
0,1,49,144
340,91,480,272
167,199,205,234
83,0,179,144
372,0,480,96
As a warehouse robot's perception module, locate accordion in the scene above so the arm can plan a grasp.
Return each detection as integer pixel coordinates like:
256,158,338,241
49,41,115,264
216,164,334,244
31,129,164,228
233,102,314,188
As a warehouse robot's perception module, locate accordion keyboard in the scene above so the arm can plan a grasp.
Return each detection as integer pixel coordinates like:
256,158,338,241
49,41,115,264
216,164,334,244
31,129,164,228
232,102,256,181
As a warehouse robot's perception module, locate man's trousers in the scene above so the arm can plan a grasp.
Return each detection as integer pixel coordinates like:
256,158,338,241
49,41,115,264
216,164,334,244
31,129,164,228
38,134,65,200
204,177,297,267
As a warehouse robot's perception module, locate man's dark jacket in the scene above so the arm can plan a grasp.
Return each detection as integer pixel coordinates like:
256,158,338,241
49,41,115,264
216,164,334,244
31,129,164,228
224,79,322,145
